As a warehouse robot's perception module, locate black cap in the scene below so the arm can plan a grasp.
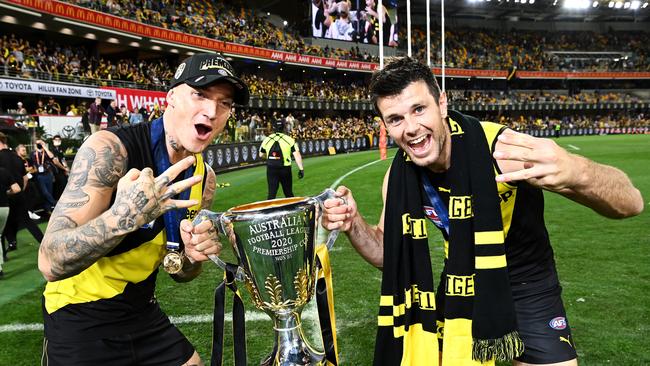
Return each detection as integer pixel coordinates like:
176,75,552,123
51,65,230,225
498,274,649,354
170,54,250,105
273,119,285,132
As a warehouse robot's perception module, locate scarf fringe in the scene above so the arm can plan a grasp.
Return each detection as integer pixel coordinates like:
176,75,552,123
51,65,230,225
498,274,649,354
472,331,524,362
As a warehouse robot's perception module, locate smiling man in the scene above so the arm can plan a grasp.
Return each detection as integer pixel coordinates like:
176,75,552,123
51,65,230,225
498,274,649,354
39,54,249,366
322,57,643,366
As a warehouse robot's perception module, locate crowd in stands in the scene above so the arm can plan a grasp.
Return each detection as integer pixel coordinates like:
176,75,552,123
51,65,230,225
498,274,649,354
67,0,377,62
411,27,650,72
447,90,645,105
64,0,649,71
0,34,174,89
490,112,649,132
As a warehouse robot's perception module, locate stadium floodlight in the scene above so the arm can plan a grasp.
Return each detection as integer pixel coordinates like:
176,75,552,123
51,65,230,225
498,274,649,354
32,21,46,30
609,1,615,6
53,17,142,40
129,42,140,47
563,0,591,9
0,15,18,24
150,39,211,54
642,2,649,8
623,1,631,8
614,1,623,8
630,0,640,8
84,33,96,40
0,3,42,17
530,0,535,3
60,27,74,35
592,0,599,7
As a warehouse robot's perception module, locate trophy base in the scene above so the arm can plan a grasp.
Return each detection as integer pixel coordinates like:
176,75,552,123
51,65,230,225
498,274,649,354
260,311,325,366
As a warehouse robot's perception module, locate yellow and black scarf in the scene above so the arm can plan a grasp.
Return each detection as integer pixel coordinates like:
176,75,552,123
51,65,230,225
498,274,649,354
376,111,523,365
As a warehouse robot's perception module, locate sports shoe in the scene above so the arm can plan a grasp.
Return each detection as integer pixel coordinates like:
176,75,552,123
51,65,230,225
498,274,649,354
28,211,41,220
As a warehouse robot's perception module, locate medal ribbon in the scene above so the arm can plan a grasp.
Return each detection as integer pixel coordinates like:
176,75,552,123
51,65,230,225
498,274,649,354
422,176,450,236
315,243,339,365
150,117,194,252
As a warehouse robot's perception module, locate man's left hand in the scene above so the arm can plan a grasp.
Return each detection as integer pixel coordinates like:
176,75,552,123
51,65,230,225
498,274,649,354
493,129,581,193
180,218,222,263
298,169,304,179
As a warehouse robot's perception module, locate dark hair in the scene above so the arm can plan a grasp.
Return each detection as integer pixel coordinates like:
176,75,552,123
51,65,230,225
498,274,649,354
369,56,441,116
0,131,6,145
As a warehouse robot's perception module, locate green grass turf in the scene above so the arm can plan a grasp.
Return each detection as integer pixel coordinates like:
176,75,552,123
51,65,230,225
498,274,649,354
0,134,648,365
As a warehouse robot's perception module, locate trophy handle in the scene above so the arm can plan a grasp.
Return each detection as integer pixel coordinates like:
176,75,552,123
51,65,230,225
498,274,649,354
313,189,347,250
193,209,246,282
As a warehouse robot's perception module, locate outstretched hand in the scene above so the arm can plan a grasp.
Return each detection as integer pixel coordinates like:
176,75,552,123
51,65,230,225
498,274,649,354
111,155,202,232
493,129,583,193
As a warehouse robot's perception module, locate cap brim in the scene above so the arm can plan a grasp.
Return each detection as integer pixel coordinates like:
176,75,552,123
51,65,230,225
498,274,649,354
184,75,250,105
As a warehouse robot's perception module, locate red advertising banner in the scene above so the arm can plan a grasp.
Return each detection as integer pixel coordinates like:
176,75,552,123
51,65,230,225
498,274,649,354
101,86,167,112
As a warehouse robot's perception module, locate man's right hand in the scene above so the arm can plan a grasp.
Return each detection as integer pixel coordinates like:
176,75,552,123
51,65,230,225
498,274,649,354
111,156,202,232
322,185,357,232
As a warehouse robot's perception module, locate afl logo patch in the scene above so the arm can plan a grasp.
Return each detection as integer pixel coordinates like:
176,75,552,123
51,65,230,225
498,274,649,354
174,63,186,79
549,317,567,330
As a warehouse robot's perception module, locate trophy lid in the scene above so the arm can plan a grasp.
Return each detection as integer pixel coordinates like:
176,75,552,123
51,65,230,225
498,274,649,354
229,196,309,213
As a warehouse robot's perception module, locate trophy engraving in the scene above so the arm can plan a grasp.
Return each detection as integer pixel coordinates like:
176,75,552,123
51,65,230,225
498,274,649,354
195,189,341,366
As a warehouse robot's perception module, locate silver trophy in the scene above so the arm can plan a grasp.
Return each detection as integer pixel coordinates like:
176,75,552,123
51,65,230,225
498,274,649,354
193,189,340,366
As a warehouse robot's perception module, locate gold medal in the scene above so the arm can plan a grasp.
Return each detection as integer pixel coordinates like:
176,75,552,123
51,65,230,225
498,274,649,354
163,251,184,274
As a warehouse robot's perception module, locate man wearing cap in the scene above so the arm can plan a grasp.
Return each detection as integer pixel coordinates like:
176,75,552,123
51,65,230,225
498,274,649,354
39,53,250,366
259,118,305,199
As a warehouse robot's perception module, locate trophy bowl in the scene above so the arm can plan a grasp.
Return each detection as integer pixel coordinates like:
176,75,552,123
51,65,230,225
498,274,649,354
194,189,340,366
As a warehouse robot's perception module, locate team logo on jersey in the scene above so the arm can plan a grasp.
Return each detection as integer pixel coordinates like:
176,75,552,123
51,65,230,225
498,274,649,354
549,317,567,330
423,205,443,229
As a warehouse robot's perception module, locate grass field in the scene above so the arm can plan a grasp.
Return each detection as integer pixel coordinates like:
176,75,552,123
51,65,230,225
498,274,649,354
0,134,648,365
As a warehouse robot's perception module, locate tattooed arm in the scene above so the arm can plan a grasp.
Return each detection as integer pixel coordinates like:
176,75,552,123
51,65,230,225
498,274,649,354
39,131,202,282
175,165,218,283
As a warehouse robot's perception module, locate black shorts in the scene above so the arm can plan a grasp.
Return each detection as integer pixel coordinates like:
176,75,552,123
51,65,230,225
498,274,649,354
42,314,195,366
512,278,578,364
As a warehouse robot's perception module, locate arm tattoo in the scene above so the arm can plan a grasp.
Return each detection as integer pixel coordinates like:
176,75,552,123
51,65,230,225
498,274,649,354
201,167,217,210
42,214,124,279
94,140,127,187
57,147,95,209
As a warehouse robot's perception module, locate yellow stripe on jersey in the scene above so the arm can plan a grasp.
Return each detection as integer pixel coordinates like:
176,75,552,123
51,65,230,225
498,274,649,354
44,153,205,314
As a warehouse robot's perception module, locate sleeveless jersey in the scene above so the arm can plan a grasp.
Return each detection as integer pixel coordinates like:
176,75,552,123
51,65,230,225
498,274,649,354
424,121,556,284
42,122,206,342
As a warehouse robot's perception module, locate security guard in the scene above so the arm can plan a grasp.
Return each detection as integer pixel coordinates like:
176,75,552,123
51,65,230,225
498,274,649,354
259,119,304,199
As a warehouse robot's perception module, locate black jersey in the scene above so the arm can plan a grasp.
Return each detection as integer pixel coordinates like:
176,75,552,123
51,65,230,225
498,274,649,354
424,121,556,284
42,122,206,342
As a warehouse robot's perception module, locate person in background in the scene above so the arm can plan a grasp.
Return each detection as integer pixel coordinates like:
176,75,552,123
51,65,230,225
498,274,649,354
0,133,43,255
15,144,40,220
47,97,61,115
129,106,144,125
35,100,48,115
50,135,69,199
0,166,21,278
259,119,304,199
88,97,105,134
30,138,57,213
16,101,27,115
105,100,118,128
78,101,90,137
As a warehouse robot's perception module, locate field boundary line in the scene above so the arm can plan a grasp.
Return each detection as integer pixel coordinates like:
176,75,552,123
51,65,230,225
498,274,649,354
0,308,319,333
567,144,580,150
330,158,385,189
